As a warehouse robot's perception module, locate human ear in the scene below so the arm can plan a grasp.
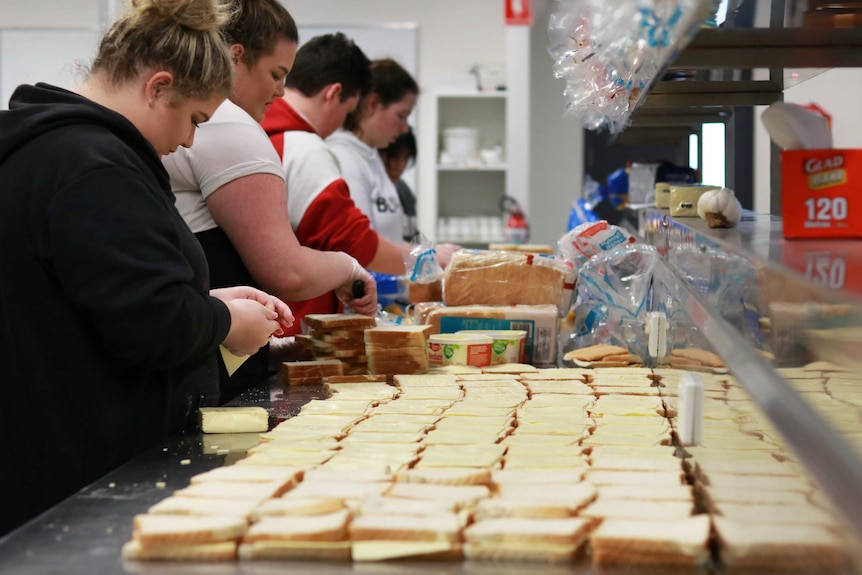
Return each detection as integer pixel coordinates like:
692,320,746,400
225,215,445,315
145,71,175,106
230,44,244,66
323,83,343,104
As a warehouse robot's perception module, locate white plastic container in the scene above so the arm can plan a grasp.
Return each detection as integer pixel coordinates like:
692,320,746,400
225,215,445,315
427,333,492,368
458,330,527,364
442,127,478,164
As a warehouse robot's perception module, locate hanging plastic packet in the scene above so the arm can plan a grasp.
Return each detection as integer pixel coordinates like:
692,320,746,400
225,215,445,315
548,0,716,133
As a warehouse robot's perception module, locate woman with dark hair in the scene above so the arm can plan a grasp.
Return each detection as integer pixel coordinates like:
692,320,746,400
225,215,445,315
328,58,418,245
380,126,419,242
0,0,293,536
164,0,378,401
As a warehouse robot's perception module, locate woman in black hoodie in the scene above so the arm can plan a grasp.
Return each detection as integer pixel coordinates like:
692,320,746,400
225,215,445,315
0,0,293,536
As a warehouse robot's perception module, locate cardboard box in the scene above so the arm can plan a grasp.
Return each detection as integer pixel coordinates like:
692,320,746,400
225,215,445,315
782,149,862,239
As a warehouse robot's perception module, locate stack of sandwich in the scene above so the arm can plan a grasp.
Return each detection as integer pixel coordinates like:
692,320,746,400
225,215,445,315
295,313,376,375
365,325,432,376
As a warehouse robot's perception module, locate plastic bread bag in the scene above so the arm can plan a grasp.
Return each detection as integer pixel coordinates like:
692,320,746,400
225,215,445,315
567,244,658,359
442,249,576,314
404,233,444,285
557,220,637,267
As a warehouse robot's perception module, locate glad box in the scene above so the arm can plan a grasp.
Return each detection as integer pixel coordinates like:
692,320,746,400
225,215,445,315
782,149,862,238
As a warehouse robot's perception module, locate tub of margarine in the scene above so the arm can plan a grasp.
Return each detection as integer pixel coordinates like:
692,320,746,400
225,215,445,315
458,329,527,364
427,333,493,367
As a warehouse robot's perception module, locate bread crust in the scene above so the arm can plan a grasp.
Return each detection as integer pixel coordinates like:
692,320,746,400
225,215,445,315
122,540,238,561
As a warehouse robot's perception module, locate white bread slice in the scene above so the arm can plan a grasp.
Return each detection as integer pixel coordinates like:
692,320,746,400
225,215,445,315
132,514,247,546
393,373,459,386
705,487,810,507
249,439,340,453
302,468,394,483
298,399,376,415
595,485,694,502
238,540,351,561
590,515,711,566
385,483,490,507
491,469,586,485
235,450,336,467
250,498,346,520
173,480,288,501
580,499,694,521
464,517,592,546
121,539,237,561
474,498,585,520
502,454,590,470
519,368,590,380
493,482,597,505
713,516,850,570
422,430,510,446
339,431,426,444
481,363,538,374
243,509,351,543
189,465,303,485
589,455,684,472
358,496,458,517
396,467,492,486
586,470,686,486
699,472,810,493
714,503,839,528
693,458,798,477
282,481,390,503
147,496,260,520
349,513,461,542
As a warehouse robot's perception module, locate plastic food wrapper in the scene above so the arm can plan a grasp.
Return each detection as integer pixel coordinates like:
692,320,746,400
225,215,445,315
548,0,715,133
667,244,763,344
558,220,637,265
420,304,560,366
761,101,833,150
442,249,576,313
404,234,444,285
568,244,658,359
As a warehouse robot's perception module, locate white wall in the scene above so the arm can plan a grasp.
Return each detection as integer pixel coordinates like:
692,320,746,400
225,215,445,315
0,0,100,27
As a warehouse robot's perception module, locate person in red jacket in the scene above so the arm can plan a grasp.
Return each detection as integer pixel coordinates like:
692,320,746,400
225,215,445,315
262,33,459,332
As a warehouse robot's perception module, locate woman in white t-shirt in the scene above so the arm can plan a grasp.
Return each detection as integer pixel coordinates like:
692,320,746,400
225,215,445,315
327,58,417,245
162,0,377,401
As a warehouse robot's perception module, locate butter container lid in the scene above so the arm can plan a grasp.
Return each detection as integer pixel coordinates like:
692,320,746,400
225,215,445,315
429,333,494,345
457,329,526,341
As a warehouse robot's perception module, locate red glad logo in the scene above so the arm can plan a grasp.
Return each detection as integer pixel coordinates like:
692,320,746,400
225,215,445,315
429,343,441,352
805,155,844,174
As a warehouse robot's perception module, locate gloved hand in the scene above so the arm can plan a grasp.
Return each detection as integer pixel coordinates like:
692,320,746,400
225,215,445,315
334,253,378,316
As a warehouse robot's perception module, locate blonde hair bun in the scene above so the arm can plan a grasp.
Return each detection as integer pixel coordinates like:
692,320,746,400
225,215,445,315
129,0,231,32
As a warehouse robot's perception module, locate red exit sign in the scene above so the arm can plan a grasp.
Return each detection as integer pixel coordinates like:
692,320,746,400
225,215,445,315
505,0,533,26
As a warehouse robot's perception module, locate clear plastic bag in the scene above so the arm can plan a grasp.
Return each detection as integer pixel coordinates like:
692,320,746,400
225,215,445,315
548,0,716,133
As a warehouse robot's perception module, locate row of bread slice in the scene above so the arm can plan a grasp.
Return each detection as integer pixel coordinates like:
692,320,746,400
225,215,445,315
126,366,855,567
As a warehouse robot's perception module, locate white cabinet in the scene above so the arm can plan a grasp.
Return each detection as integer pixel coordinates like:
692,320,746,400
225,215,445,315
426,91,509,245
